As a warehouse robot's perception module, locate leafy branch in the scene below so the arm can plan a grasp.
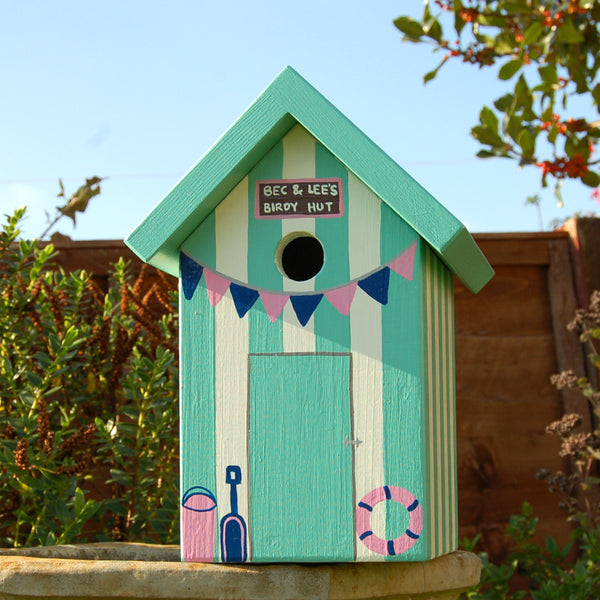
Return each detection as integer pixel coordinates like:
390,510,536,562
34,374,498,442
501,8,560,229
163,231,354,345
395,0,600,209
40,177,104,240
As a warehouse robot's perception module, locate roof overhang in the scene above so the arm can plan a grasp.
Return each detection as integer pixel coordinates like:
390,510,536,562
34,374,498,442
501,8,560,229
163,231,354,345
125,66,493,293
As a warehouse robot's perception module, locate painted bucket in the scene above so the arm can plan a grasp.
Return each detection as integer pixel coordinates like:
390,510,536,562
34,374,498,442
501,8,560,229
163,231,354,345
181,486,217,562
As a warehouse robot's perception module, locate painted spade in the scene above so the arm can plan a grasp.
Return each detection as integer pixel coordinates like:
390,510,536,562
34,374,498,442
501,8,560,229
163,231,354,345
220,465,247,562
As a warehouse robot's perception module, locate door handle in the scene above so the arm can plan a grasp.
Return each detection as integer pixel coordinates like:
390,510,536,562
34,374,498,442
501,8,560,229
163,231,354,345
343,435,362,448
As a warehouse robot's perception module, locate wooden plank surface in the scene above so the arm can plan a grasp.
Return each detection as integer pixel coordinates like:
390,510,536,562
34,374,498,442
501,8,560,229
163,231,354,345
47,240,142,276
455,334,558,401
473,231,567,266
457,395,566,522
547,239,593,431
574,219,600,298
454,265,554,337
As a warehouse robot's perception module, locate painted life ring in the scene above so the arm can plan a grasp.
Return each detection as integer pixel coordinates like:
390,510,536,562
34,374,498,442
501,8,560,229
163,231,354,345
356,486,424,556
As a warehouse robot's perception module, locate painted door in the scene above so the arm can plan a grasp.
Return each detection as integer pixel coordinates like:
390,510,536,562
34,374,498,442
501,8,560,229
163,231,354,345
249,352,355,561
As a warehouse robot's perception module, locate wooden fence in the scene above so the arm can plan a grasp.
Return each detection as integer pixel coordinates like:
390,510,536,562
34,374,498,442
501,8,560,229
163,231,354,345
49,220,600,561
454,227,595,560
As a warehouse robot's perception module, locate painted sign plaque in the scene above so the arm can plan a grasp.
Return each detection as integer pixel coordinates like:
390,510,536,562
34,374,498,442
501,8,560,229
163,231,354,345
255,178,343,219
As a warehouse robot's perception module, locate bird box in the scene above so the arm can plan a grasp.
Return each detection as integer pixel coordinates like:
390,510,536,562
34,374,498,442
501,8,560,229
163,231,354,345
125,67,493,564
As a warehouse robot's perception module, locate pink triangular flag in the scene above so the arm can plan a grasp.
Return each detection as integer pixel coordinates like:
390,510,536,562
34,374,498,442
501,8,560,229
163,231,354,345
389,240,417,281
203,269,230,306
259,291,289,322
325,282,357,316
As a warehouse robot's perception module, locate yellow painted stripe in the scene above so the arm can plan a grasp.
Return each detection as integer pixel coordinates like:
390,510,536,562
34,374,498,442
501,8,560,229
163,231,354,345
433,264,457,556
281,125,316,352
214,177,250,559
348,171,384,561
447,269,457,552
435,256,444,556
425,247,436,557
441,265,449,554
426,247,460,557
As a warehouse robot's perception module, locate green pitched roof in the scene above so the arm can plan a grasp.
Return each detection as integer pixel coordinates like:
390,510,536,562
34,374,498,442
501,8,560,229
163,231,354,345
125,66,493,293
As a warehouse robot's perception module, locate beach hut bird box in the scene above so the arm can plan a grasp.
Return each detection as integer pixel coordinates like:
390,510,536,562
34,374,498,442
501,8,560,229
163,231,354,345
126,67,493,564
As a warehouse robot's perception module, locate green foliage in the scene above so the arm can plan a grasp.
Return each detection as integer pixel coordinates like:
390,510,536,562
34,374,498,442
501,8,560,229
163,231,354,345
394,1,600,208
463,503,600,599
0,209,179,546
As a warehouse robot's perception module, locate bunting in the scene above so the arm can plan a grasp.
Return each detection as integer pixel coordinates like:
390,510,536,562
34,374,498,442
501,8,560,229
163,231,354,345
180,240,417,327
229,283,260,318
203,270,230,307
290,294,324,327
180,253,204,301
324,282,357,316
259,291,289,322
357,267,390,305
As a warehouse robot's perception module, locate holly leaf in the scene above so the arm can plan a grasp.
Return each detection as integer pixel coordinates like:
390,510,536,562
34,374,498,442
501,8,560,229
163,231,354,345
394,16,424,40
472,125,505,148
480,106,499,133
423,60,446,84
582,170,600,188
423,18,442,42
517,128,536,159
523,21,544,45
454,0,465,36
556,17,585,44
473,105,505,148
494,32,517,55
494,93,515,113
514,75,533,111
498,1,530,13
499,59,523,81
506,114,524,144
538,64,558,85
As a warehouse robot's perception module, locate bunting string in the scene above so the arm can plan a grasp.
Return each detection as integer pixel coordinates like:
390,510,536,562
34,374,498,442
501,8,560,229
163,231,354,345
180,240,417,327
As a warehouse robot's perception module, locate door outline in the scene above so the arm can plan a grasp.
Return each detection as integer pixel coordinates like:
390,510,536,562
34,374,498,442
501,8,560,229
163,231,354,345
247,351,356,561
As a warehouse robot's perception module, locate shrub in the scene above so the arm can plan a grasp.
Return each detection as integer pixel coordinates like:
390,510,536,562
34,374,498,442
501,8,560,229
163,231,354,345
0,208,179,546
463,291,600,599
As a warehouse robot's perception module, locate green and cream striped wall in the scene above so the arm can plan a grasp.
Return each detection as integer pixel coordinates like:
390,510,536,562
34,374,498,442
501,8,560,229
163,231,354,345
179,124,457,562
423,245,457,558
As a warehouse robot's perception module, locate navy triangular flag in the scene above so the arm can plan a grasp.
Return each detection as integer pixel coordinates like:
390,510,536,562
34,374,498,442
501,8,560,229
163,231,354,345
180,252,204,300
358,267,390,305
290,294,323,326
230,283,260,318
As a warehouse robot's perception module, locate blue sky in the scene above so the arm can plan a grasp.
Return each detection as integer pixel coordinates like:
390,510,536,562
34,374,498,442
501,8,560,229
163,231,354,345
2,1,598,240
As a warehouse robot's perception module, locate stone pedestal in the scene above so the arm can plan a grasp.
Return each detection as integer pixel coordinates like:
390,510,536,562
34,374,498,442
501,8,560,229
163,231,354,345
0,544,480,600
